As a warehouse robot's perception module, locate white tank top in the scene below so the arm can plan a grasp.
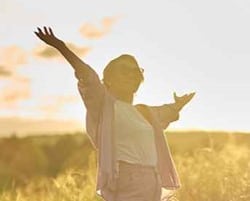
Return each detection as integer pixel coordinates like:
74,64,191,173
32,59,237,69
114,100,157,166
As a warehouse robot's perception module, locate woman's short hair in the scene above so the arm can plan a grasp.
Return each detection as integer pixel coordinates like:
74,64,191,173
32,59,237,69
103,54,144,86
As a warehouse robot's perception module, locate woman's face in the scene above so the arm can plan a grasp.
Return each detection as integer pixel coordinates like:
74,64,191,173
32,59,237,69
108,63,142,94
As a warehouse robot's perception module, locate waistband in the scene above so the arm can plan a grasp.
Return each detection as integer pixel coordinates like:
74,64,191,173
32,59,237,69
118,160,157,172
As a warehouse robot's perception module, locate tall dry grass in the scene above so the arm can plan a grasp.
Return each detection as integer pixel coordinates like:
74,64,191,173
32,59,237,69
175,143,250,201
0,135,249,201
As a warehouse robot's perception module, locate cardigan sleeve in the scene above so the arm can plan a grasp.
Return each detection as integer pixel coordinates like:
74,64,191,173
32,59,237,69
136,103,179,130
150,104,179,129
75,66,105,147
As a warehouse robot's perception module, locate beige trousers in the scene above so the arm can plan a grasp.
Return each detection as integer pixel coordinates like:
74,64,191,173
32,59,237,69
115,161,162,201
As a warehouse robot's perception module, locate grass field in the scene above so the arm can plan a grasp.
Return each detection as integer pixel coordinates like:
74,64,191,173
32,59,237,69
0,131,249,201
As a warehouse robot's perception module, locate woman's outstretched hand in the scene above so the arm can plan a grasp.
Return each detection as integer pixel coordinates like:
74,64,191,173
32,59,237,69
34,26,64,48
173,92,195,111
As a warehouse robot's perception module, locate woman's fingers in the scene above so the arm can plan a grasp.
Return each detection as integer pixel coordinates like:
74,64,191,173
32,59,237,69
44,26,49,35
34,31,40,38
49,27,54,36
34,27,49,42
37,27,42,34
35,26,52,36
34,28,43,39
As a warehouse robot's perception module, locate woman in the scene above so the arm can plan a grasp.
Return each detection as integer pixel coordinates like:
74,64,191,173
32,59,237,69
34,27,195,201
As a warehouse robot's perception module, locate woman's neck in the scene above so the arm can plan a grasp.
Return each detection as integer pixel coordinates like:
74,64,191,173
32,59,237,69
109,88,134,104
116,94,133,103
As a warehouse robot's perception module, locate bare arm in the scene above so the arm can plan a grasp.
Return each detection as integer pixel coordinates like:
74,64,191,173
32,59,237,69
34,26,104,118
34,26,94,79
141,92,195,129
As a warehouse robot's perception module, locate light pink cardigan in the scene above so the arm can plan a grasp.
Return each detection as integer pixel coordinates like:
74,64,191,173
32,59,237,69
75,67,181,201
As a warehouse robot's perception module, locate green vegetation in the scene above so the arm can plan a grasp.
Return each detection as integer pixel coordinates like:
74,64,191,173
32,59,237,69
0,131,249,201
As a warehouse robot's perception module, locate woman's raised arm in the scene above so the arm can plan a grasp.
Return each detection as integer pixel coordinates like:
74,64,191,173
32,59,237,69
34,26,105,118
34,26,95,79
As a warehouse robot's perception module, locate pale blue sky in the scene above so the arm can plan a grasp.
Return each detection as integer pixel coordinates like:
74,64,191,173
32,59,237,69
1,0,250,134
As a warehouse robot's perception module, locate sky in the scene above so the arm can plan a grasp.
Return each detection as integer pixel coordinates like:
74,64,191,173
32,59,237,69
1,0,250,135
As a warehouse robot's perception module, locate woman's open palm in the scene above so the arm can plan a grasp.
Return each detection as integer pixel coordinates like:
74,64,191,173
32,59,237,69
34,27,63,47
173,92,195,110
